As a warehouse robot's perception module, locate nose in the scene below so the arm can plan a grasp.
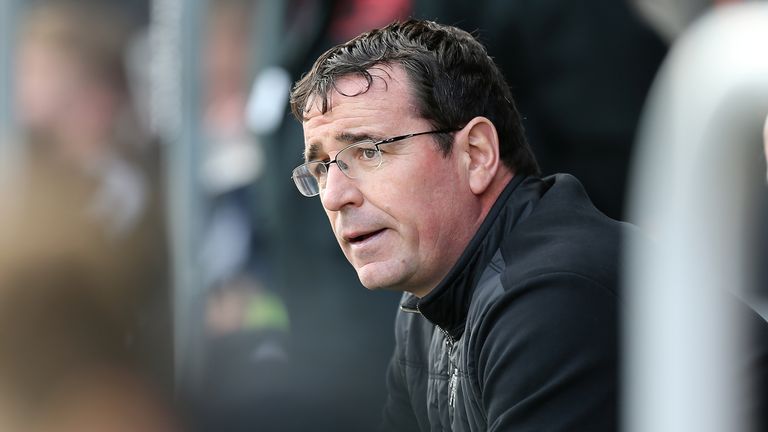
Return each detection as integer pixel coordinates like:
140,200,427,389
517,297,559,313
320,160,363,211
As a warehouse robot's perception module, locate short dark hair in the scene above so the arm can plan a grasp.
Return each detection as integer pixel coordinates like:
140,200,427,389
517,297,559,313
290,19,540,176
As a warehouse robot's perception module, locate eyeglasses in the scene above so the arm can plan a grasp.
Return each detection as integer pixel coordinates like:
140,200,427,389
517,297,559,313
292,128,460,197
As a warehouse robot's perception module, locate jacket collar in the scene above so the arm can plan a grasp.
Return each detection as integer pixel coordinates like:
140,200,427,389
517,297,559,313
401,174,547,339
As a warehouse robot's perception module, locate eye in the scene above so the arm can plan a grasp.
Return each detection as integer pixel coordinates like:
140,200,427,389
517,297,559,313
309,162,327,178
361,147,378,160
352,142,379,161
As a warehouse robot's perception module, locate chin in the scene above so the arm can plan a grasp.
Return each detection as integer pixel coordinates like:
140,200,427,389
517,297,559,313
356,272,388,291
355,259,424,291
355,263,404,292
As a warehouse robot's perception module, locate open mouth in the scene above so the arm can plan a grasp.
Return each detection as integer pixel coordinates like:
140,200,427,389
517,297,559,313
349,229,385,244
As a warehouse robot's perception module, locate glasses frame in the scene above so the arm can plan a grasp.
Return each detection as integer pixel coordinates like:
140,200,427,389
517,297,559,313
292,128,461,197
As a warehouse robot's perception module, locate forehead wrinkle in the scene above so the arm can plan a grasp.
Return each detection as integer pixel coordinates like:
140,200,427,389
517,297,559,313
302,66,420,162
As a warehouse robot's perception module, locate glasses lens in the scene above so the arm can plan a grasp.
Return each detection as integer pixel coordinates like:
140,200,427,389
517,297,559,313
337,142,381,178
292,163,323,196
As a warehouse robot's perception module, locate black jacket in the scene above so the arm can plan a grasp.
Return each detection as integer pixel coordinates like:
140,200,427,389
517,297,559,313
380,174,632,431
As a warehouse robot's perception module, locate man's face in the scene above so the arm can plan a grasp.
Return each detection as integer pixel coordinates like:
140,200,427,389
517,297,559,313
16,43,84,131
301,66,480,297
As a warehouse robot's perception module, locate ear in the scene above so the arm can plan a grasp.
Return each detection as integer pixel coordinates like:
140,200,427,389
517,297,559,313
461,116,501,195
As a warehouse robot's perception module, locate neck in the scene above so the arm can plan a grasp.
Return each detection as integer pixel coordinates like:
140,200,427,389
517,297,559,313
409,169,517,299
478,168,515,221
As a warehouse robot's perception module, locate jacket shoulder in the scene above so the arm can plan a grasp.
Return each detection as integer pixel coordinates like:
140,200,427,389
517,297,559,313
500,174,636,296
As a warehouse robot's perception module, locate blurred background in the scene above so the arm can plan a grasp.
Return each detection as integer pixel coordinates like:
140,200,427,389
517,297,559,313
0,0,765,431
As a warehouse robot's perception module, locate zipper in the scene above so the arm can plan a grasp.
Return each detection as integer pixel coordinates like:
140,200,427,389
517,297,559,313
448,362,459,408
401,302,454,344
408,303,459,409
408,303,456,344
445,328,458,409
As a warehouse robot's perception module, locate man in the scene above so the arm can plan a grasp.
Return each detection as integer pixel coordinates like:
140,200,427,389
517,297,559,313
289,20,629,431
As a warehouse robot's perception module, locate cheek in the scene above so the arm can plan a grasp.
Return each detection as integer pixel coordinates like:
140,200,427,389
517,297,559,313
398,189,453,244
387,158,462,218
325,209,339,235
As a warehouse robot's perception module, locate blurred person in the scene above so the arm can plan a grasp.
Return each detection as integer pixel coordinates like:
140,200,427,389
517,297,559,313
0,254,180,432
199,0,273,315
12,0,170,388
192,3,296,431
202,0,264,200
15,0,160,241
0,143,177,431
289,19,635,431
22,368,180,432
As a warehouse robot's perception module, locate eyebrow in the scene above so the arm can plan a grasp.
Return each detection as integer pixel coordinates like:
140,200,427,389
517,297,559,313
304,131,383,162
304,142,323,162
337,131,382,144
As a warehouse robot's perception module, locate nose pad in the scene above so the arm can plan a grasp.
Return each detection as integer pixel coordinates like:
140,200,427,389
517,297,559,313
324,160,350,186
335,159,351,177
321,159,362,210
